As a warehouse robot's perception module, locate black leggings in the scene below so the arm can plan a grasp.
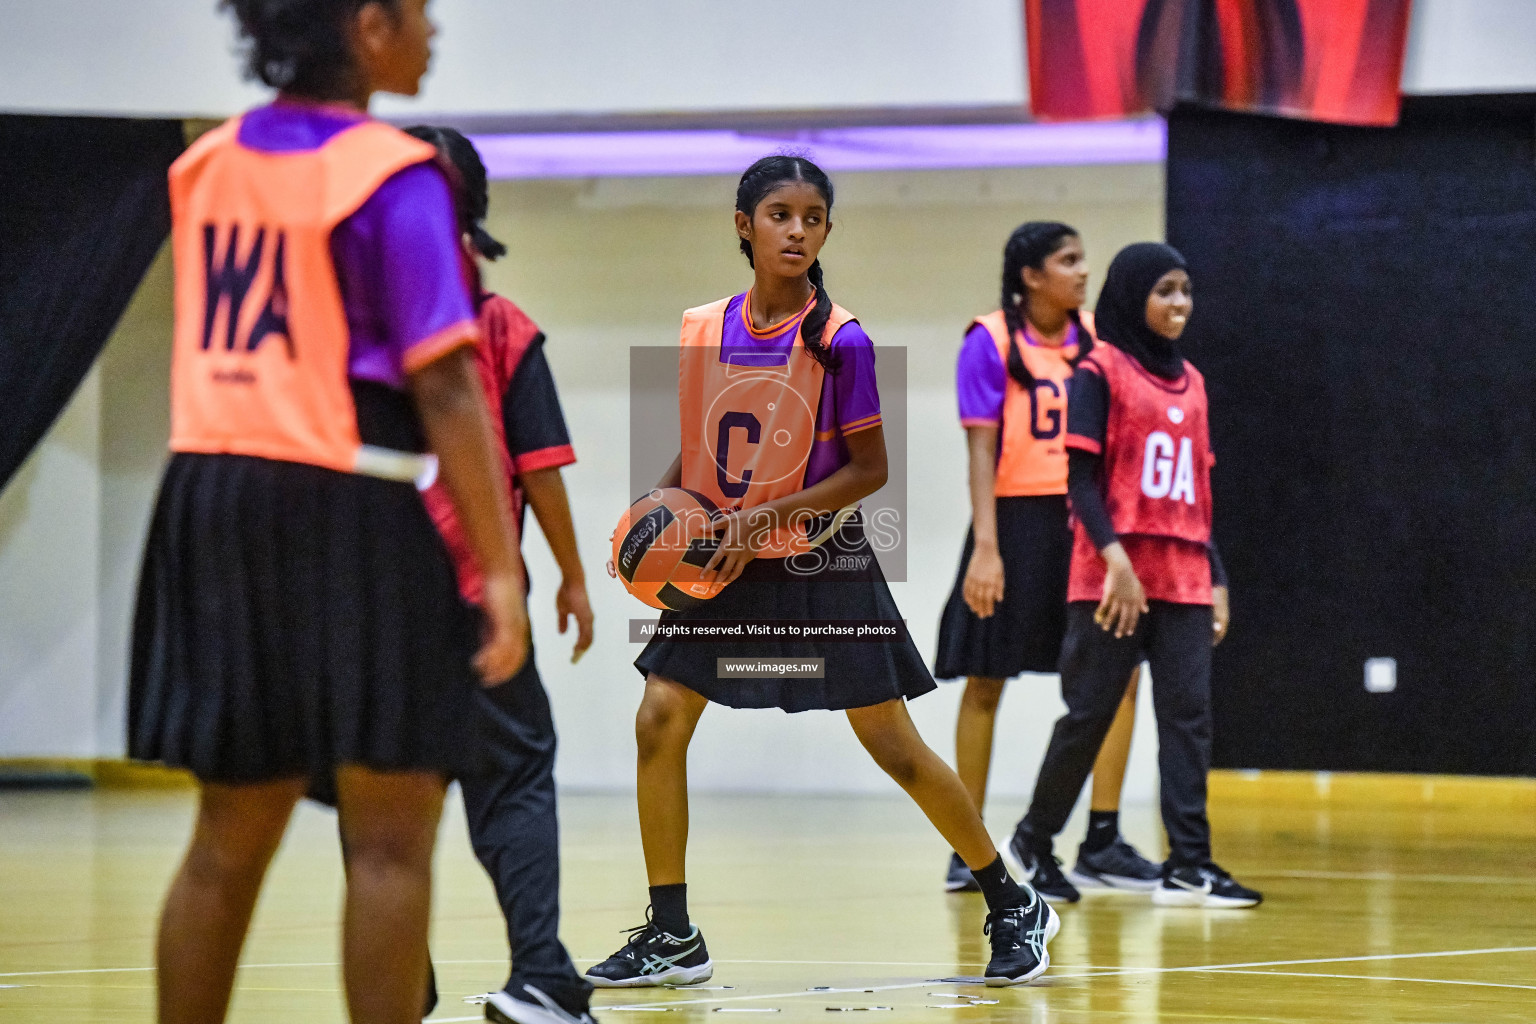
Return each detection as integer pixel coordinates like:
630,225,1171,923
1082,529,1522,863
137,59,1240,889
1022,601,1215,867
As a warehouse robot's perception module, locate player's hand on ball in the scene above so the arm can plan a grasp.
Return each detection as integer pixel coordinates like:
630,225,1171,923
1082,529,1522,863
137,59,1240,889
1211,585,1230,646
704,510,761,587
1095,542,1148,639
963,540,1006,619
476,571,531,685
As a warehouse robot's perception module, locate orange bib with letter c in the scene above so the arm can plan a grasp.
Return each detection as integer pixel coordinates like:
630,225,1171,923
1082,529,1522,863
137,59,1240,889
678,297,856,559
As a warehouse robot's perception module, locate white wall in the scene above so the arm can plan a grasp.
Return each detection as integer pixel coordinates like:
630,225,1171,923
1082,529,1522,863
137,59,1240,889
0,371,101,757
0,0,1027,121
4,0,1534,123
1402,0,1536,95
0,162,1167,804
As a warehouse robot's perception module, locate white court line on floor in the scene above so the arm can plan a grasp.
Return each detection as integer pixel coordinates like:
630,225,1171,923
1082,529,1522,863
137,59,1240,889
0,959,999,980
598,979,963,1011
590,946,1536,1011
1253,869,1536,886
1045,945,1536,984
7,944,1533,987
1196,968,1536,992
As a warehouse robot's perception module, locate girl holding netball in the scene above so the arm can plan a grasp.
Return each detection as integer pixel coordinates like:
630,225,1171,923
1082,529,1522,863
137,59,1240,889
591,155,1057,989
935,223,1160,902
1014,242,1260,908
129,3,526,1023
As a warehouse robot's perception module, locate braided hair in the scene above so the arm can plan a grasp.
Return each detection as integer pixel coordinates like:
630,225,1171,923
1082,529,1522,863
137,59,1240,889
735,155,840,372
999,221,1089,387
403,125,508,260
221,0,400,98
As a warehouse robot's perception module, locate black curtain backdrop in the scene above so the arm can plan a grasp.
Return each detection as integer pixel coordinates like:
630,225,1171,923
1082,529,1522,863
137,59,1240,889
1167,98,1536,776
0,115,182,491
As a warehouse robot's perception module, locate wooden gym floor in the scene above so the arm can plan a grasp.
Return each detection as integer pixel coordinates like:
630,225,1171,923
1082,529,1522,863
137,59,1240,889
2,772,1533,1023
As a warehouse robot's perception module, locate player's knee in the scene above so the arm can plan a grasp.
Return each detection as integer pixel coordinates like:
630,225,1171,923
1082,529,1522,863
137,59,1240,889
344,820,435,874
634,695,689,761
183,830,271,889
854,722,924,788
871,742,922,788
961,678,1005,715
1152,680,1209,725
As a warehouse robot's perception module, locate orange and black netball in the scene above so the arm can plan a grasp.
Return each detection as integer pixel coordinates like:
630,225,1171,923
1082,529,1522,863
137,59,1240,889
612,488,729,610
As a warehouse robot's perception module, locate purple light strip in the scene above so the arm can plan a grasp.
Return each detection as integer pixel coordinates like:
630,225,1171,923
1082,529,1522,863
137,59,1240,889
469,119,1165,180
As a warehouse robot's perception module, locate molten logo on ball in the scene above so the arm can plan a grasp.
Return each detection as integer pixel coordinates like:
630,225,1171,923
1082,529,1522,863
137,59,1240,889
611,488,731,610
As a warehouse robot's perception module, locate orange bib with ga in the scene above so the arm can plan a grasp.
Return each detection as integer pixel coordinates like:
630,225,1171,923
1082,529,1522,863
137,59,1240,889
168,115,438,473
678,297,855,558
971,309,1093,497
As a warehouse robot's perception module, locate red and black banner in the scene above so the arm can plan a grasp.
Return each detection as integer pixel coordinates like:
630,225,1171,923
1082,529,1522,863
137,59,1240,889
1026,0,1412,126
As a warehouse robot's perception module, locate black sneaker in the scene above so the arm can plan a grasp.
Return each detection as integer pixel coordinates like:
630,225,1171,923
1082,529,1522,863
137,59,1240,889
1070,836,1163,892
1007,830,1080,904
944,852,980,893
486,983,598,1024
584,910,714,988
982,887,1060,986
1152,862,1262,908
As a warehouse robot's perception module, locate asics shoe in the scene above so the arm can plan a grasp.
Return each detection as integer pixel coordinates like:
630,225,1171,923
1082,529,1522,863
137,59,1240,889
944,852,980,893
584,910,714,988
982,888,1060,986
1070,836,1163,892
1007,830,1080,904
1152,862,1262,908
486,983,598,1024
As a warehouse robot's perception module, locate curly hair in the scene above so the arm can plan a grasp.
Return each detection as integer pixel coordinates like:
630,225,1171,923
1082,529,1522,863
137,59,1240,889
220,0,400,97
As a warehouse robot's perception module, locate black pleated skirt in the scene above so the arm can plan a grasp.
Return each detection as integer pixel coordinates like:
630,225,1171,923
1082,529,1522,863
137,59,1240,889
129,452,479,784
934,494,1071,680
634,515,936,712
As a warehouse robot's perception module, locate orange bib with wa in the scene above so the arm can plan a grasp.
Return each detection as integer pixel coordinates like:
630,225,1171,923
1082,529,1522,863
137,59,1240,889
678,298,855,559
971,309,1094,497
168,116,438,472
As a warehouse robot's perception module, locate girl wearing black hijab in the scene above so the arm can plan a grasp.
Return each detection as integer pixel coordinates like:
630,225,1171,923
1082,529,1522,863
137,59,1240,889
1013,242,1261,908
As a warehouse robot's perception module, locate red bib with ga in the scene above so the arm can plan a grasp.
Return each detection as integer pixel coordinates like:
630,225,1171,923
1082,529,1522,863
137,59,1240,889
678,297,855,559
970,309,1094,496
1074,343,1213,545
168,115,439,472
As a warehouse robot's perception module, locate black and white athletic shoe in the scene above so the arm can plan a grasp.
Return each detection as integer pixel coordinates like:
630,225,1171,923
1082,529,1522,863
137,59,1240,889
1069,836,1163,892
1152,863,1262,908
486,983,598,1024
1007,831,1080,904
982,888,1060,987
944,852,980,893
584,911,714,988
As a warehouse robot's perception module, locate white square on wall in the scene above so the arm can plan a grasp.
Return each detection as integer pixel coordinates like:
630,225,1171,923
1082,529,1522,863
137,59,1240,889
1365,657,1398,693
